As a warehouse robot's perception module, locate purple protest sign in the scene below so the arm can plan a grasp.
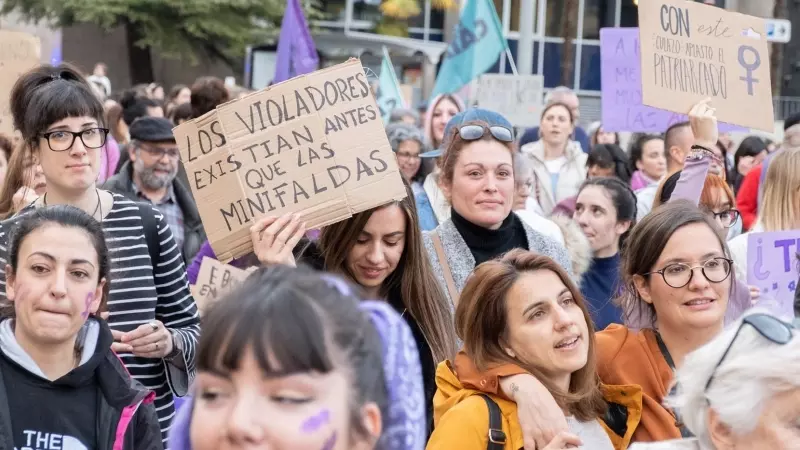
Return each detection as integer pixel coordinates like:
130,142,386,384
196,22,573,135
600,28,744,133
746,231,800,320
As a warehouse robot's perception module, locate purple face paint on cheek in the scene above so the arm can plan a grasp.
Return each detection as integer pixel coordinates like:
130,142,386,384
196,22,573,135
321,431,337,450
81,292,94,319
300,409,331,433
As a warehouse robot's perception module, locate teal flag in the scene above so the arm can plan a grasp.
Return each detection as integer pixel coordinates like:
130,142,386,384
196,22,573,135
377,47,406,123
431,0,507,98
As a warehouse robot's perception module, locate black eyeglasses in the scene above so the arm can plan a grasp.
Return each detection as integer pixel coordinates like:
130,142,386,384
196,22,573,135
705,313,793,393
40,128,109,152
457,124,514,143
138,144,181,160
644,257,733,289
711,209,740,229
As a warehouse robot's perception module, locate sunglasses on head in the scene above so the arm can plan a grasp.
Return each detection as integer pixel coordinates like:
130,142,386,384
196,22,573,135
457,124,514,143
705,313,794,393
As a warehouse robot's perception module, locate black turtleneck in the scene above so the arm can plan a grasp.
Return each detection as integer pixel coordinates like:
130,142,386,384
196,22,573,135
451,208,529,265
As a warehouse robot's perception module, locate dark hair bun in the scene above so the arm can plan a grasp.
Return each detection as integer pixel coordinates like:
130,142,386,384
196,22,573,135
9,63,103,144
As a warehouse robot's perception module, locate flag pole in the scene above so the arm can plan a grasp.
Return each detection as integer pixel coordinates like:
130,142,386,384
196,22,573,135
505,48,518,75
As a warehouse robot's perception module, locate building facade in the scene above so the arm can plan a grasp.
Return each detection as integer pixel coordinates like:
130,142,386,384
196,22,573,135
305,0,773,110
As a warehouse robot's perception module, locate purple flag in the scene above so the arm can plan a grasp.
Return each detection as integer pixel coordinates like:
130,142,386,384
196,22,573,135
274,0,319,84
600,28,744,133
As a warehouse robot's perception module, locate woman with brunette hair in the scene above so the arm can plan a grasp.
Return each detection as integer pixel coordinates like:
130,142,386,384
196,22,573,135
422,108,572,305
0,143,46,219
0,63,199,443
246,181,457,432
169,266,427,450
427,250,638,450
521,102,588,215
0,205,162,448
551,143,632,218
629,135,667,192
452,201,737,447
574,177,637,330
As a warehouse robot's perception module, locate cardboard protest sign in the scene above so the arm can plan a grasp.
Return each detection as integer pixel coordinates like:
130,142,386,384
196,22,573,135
0,31,41,136
746,231,800,319
192,257,251,313
638,0,774,132
176,59,407,262
476,74,544,128
600,28,744,133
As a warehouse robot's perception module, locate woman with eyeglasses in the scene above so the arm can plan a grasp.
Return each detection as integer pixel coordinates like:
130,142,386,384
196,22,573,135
449,200,737,447
728,148,800,282
421,108,572,306
642,99,754,325
385,122,428,195
521,103,588,216
630,310,800,450
511,152,565,246
0,63,199,444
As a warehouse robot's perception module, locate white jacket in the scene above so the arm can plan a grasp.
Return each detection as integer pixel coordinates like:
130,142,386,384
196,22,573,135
422,172,451,225
521,140,588,215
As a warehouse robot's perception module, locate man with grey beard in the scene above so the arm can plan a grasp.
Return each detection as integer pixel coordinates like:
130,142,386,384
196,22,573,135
103,117,206,263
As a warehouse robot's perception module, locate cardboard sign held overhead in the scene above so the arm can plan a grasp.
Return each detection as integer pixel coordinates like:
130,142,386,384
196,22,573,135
600,27,744,133
638,0,774,132
476,74,544,128
175,59,407,262
192,257,251,314
0,31,41,136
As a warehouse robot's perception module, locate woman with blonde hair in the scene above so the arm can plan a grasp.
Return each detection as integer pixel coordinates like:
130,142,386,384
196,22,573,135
728,148,800,281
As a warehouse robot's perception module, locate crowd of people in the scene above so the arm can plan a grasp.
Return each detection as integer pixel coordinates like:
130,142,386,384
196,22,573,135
0,58,796,450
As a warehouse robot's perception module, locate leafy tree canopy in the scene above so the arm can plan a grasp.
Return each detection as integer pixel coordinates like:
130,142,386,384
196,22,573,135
1,0,324,66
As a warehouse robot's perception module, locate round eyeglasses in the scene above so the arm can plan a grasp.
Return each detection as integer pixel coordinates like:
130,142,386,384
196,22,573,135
711,209,740,229
644,257,733,288
40,128,109,152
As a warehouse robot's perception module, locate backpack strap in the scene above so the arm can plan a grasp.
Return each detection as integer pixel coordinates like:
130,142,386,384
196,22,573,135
479,394,506,450
137,203,160,272
429,231,459,304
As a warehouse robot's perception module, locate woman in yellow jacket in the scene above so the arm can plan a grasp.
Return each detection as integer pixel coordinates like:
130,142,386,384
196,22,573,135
427,250,640,450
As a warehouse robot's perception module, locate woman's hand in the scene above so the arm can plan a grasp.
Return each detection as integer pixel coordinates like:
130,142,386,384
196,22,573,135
250,213,306,267
541,432,583,450
500,374,569,449
688,98,719,151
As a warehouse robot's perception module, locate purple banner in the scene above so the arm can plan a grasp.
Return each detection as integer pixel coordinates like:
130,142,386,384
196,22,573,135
747,231,799,320
600,28,744,133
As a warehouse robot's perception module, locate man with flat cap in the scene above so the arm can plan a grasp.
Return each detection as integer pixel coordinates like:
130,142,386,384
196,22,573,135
104,116,206,263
